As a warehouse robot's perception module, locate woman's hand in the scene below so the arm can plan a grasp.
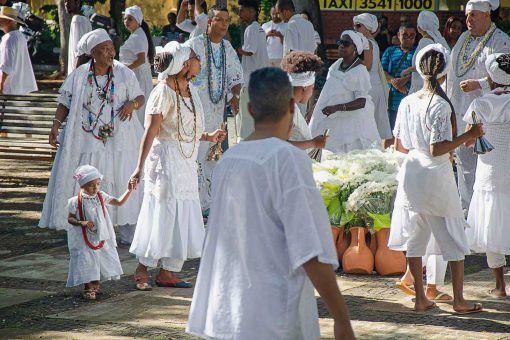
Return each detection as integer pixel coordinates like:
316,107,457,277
322,105,338,116
49,124,60,147
118,101,135,121
460,79,481,92
81,221,95,230
129,167,143,190
207,129,227,143
312,135,329,149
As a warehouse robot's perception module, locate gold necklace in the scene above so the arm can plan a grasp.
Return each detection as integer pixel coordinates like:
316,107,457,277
456,23,496,78
174,77,197,159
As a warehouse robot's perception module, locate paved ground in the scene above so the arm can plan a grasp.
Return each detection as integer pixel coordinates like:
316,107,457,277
1,128,510,339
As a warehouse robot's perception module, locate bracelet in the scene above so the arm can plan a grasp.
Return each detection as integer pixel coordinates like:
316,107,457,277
131,99,139,110
53,118,63,125
342,104,347,111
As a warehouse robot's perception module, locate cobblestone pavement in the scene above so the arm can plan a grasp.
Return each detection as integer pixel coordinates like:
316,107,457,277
1,138,510,339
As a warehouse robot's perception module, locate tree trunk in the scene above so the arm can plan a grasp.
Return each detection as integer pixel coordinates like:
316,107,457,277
57,0,71,76
110,0,126,33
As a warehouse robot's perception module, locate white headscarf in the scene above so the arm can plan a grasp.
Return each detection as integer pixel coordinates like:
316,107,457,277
124,5,143,25
76,28,112,56
466,0,499,12
288,72,315,87
416,43,451,80
341,30,369,55
417,11,450,50
157,41,192,80
486,53,510,85
353,13,378,34
73,165,103,187
81,5,95,19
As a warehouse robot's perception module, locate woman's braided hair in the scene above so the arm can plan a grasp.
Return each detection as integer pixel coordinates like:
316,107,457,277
496,54,510,74
418,49,457,137
154,52,174,73
280,51,323,74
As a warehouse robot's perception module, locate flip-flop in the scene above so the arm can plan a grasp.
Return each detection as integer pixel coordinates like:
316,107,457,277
414,302,437,312
453,303,483,315
486,290,506,300
155,276,192,288
432,292,453,302
396,281,416,296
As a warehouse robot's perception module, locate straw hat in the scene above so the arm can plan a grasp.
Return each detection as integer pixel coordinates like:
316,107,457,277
0,6,24,25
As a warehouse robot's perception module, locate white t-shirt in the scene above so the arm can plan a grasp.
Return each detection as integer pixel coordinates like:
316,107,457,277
68,15,92,75
186,137,338,340
261,20,286,59
0,30,37,94
283,14,317,56
177,13,207,39
241,21,269,87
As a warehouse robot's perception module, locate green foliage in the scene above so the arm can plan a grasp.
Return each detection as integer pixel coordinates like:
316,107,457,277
497,19,510,37
117,24,130,43
82,0,108,4
228,24,242,50
151,26,163,37
259,0,277,23
39,5,58,20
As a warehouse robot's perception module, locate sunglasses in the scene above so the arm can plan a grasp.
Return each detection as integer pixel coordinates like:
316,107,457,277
337,40,352,47
354,23,362,28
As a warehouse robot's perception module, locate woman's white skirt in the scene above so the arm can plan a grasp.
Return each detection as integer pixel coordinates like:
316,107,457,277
467,189,510,255
133,63,154,126
130,139,205,272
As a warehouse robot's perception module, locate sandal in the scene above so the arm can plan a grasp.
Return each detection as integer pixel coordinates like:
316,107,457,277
134,274,152,291
83,289,96,301
155,275,192,288
396,281,416,296
486,289,507,300
453,303,483,315
431,292,453,302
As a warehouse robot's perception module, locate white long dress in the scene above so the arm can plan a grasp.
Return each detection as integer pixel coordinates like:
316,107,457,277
129,82,205,272
290,103,312,141
388,93,470,260
68,15,92,75
464,90,510,255
0,30,37,94
310,60,379,153
39,61,144,234
185,35,243,211
186,138,338,340
120,27,153,125
66,191,123,287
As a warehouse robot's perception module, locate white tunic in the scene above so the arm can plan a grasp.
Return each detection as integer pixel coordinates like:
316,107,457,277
177,13,207,39
241,21,269,86
68,15,92,75
409,38,435,95
290,103,312,141
120,27,153,125
283,14,316,56
39,61,144,231
66,191,123,287
185,35,243,211
310,60,379,153
130,82,206,270
186,138,338,340
464,90,510,255
261,20,286,60
0,30,37,94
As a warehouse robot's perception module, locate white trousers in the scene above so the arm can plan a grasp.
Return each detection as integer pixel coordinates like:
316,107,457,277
455,145,477,211
487,252,507,269
423,254,448,285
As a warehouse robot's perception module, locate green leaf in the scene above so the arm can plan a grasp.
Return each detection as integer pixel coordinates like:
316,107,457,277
367,212,391,231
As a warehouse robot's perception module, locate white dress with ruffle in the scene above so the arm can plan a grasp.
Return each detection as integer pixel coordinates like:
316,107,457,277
129,82,206,272
66,191,123,287
309,60,380,153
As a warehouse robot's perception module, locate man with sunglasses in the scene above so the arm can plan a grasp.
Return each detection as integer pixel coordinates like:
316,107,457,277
381,23,416,148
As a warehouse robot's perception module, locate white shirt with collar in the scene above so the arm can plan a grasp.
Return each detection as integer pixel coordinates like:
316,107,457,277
283,14,316,56
261,20,286,59
177,12,208,39
241,21,269,87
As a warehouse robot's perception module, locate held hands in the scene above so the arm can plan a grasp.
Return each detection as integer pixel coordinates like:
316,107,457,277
49,124,60,147
312,135,329,149
81,220,95,230
129,167,142,191
118,101,135,121
460,79,481,92
207,129,227,143
390,78,408,94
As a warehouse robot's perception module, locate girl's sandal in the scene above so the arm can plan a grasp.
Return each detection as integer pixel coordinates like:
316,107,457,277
396,281,416,296
155,275,192,288
134,274,152,291
83,289,96,301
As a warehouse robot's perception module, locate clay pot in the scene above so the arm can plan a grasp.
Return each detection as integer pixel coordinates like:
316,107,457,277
331,225,349,263
331,226,342,260
374,228,406,276
342,227,374,274
367,232,377,257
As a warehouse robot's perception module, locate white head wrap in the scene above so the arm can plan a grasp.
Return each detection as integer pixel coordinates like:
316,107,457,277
288,72,315,87
486,53,510,85
76,28,112,56
73,165,103,187
341,30,369,55
415,43,451,80
124,5,143,25
353,13,378,34
417,11,450,50
81,5,95,19
157,41,192,80
466,0,499,12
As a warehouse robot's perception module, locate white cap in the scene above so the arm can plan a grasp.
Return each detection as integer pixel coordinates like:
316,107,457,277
73,165,103,187
466,0,499,13
76,28,112,56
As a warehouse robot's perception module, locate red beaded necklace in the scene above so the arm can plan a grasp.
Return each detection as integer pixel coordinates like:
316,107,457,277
77,191,106,250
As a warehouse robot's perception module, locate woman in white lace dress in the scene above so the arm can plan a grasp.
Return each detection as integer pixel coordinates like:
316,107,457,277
465,53,510,298
120,6,155,125
129,42,226,290
388,44,483,314
309,30,379,153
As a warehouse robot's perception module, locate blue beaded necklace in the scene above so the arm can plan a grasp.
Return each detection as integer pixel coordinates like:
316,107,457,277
203,32,226,104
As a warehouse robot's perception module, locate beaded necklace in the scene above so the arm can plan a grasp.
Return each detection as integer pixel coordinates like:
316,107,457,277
203,32,227,104
339,57,359,72
81,61,116,144
456,23,496,78
77,191,105,250
174,77,198,159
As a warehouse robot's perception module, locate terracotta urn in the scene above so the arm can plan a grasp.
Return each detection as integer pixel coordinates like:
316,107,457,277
331,226,342,260
374,228,406,276
367,232,377,257
336,226,350,263
342,227,374,274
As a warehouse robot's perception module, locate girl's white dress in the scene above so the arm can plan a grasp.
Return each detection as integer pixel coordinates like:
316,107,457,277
388,93,470,259
130,82,206,272
290,103,312,142
66,191,123,287
310,60,380,153
464,90,510,255
120,27,154,126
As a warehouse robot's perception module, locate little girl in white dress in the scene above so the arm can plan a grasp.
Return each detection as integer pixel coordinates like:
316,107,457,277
67,165,133,300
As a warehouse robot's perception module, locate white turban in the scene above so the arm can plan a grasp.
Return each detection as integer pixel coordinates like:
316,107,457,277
466,0,499,12
76,28,112,56
81,5,95,19
353,13,378,34
417,11,450,50
341,30,369,55
157,41,192,80
288,71,315,87
124,5,143,25
486,53,510,85
73,165,103,187
415,43,451,80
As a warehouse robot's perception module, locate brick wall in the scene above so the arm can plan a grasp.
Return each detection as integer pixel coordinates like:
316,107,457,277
321,10,465,42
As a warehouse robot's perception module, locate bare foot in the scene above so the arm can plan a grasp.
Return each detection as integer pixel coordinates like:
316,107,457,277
426,286,452,301
489,288,507,297
453,300,483,314
414,299,437,312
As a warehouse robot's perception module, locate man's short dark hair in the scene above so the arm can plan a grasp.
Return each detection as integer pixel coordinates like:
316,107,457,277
249,68,293,123
239,0,260,13
207,5,228,21
399,23,416,33
276,0,295,12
